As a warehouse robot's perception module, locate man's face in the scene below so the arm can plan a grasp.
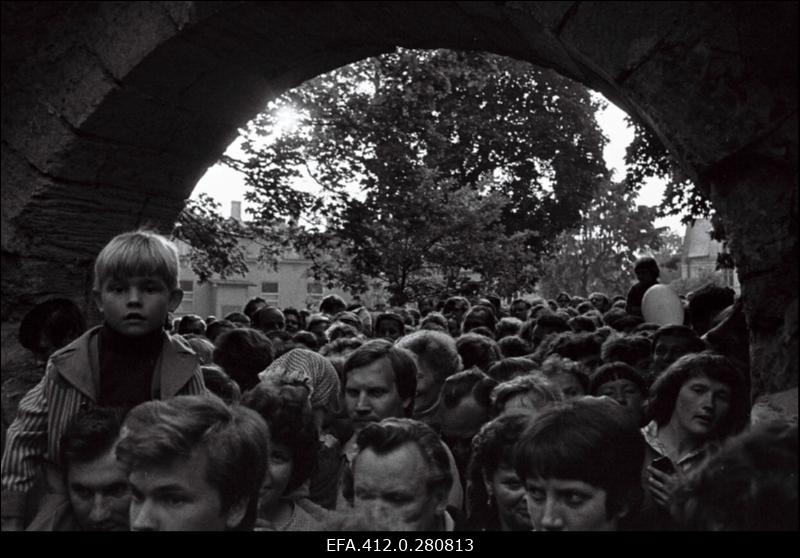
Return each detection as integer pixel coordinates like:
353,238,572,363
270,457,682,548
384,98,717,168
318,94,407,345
672,374,731,439
511,303,530,322
524,478,621,531
128,449,243,531
95,275,181,337
67,449,130,531
651,334,700,377
345,358,409,432
353,444,446,531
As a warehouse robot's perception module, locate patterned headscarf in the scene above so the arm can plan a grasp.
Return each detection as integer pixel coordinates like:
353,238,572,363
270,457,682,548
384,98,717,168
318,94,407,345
258,348,340,413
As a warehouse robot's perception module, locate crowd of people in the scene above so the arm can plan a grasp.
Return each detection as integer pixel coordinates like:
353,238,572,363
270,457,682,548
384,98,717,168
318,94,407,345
0,229,796,532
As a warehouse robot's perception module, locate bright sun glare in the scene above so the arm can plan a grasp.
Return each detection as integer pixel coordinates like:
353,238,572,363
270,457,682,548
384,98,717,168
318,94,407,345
275,106,301,133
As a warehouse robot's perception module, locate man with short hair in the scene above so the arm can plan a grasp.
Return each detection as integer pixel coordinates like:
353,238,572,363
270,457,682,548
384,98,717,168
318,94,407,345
116,395,269,531
27,408,129,531
351,418,455,531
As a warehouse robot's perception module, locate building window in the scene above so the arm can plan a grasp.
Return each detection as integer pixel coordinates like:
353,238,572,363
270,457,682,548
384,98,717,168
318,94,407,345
261,282,279,305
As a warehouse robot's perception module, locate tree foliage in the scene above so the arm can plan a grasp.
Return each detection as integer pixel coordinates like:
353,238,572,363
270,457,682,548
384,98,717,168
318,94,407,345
227,48,609,301
537,180,668,298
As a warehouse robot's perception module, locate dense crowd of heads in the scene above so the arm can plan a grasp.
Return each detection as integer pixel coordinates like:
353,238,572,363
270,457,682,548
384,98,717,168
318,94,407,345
2,229,795,533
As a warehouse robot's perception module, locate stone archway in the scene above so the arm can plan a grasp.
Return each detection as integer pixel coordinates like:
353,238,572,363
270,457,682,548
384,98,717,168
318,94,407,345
2,2,796,401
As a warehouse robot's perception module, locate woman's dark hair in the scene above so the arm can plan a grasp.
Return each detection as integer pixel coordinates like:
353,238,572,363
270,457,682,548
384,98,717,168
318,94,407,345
242,384,319,493
486,357,537,383
589,362,648,397
497,335,531,358
319,294,347,316
213,328,274,392
420,311,448,331
634,256,660,278
467,414,534,530
243,297,267,320
513,398,645,521
645,351,749,437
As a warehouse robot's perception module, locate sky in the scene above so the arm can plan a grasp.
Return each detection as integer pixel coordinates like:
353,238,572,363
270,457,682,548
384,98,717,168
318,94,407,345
191,91,685,235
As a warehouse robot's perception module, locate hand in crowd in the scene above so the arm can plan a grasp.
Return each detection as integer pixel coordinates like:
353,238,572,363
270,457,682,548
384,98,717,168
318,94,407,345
646,465,680,509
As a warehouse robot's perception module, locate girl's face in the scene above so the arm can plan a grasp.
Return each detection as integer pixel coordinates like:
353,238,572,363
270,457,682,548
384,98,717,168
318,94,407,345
259,440,294,513
487,465,531,531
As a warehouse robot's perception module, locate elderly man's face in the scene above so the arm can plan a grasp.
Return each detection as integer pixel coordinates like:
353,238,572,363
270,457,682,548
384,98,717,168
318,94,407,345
353,443,446,531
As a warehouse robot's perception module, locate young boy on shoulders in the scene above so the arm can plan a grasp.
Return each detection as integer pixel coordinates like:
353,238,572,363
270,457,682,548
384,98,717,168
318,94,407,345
1,230,207,530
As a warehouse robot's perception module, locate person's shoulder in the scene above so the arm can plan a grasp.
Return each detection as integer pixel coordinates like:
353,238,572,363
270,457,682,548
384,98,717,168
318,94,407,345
48,327,99,362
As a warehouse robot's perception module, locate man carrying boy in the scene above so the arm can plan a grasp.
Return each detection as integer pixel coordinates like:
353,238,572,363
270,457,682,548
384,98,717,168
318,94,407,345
1,230,206,530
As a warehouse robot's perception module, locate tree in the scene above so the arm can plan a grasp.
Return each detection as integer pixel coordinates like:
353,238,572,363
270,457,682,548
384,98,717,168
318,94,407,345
226,48,609,300
537,180,666,298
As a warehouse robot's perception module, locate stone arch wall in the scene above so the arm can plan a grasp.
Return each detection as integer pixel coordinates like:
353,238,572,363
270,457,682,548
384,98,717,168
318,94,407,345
2,1,796,400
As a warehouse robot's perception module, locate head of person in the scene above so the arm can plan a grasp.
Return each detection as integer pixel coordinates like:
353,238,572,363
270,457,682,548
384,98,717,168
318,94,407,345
373,312,405,343
531,314,570,348
490,373,563,418
497,335,530,358
60,407,130,531
205,318,236,343
486,357,537,383
177,314,206,336
325,322,362,343
252,306,286,334
396,330,463,418
646,351,749,442
258,348,342,428
438,368,497,480
462,305,497,336
513,398,646,531
671,420,798,531
443,296,471,335
92,230,183,338
555,292,572,308
456,332,502,372
19,298,87,364
242,384,319,516
568,315,597,333
292,330,320,352
539,355,590,399
588,292,611,313
352,418,453,531
419,311,449,333
417,298,436,317
243,297,268,321
496,317,523,339
545,332,603,373
306,313,331,345
509,299,532,322
183,334,215,365
201,364,242,405
282,307,302,333
601,334,652,376
117,395,269,531
650,324,706,380
633,257,660,285
343,339,418,433
212,328,274,392
589,362,648,425
223,311,251,328
333,311,362,332
265,329,293,358
319,294,347,317
687,284,736,336
468,413,535,531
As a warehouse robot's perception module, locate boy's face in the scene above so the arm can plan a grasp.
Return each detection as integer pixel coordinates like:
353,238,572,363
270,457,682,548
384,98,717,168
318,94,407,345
95,275,182,337
128,448,245,531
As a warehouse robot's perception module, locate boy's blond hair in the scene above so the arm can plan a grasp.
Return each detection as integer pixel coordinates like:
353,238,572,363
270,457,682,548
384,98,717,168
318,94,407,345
93,230,180,290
